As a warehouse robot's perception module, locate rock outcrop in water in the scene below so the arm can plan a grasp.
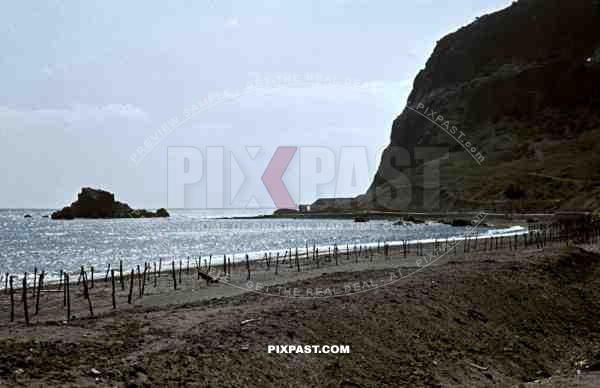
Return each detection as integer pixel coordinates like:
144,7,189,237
366,0,600,212
51,188,170,220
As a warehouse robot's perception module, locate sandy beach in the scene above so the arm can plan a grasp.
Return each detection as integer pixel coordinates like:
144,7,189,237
1,234,600,387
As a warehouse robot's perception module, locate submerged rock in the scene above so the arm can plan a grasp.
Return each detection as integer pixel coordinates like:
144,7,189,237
404,216,425,224
450,219,471,227
51,188,170,220
273,208,299,216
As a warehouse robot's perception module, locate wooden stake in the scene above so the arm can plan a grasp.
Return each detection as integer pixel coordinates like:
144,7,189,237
154,262,157,288
9,276,14,322
66,273,71,322
22,274,29,325
111,269,116,309
32,267,37,299
81,266,88,298
63,271,67,307
35,271,44,315
141,265,147,297
335,244,338,266
82,272,93,317
137,265,142,297
172,261,177,290
120,260,124,290
128,269,134,304
245,254,251,281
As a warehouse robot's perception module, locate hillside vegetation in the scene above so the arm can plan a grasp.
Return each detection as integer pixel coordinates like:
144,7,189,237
366,0,600,212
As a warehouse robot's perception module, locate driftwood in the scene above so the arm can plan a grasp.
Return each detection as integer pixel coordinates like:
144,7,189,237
241,318,262,326
467,361,488,371
197,270,219,284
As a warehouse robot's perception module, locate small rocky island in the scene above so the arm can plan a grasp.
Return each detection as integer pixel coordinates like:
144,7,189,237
51,187,169,220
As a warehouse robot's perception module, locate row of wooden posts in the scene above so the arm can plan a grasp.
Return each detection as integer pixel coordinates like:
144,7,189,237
3,221,599,325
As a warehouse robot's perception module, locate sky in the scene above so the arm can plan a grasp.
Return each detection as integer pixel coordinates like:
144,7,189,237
0,0,512,210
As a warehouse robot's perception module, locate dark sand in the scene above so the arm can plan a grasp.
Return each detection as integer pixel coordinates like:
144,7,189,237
1,238,600,387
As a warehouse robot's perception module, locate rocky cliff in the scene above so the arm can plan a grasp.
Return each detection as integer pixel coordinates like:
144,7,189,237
51,188,169,219
367,0,600,212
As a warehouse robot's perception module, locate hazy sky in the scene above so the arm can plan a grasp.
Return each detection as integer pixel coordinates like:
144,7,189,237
0,0,511,209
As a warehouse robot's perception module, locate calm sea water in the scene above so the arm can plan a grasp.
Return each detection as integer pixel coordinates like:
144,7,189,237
0,209,526,282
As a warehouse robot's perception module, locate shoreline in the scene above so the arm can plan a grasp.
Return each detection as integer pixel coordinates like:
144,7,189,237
219,210,558,222
1,240,599,386
0,224,550,325
0,221,530,291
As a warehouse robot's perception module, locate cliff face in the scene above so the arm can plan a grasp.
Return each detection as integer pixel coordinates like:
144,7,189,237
368,0,600,212
51,188,169,219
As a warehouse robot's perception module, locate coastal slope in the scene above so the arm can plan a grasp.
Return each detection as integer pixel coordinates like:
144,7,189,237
367,0,600,212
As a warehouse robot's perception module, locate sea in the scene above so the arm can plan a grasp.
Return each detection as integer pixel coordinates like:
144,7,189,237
0,208,527,284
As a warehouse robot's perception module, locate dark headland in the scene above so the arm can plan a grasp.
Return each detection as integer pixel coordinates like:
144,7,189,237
273,0,600,218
